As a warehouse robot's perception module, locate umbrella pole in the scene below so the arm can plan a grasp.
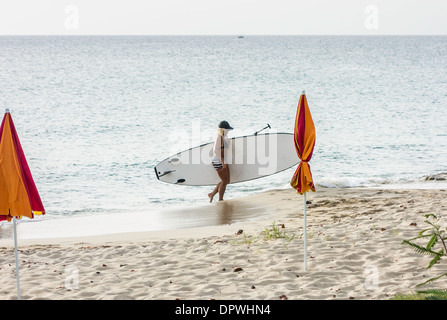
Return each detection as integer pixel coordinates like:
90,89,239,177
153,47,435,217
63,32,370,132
303,193,307,271
12,214,21,300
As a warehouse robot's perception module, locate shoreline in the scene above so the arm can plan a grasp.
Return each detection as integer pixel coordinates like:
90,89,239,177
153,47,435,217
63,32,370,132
0,189,280,246
1,186,446,300
1,182,447,246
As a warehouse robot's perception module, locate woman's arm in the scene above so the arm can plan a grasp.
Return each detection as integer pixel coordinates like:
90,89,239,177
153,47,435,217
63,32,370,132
220,136,227,168
221,136,227,168
213,134,221,159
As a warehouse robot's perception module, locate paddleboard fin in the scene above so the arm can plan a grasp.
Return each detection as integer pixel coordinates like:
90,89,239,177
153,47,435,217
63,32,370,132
157,170,175,178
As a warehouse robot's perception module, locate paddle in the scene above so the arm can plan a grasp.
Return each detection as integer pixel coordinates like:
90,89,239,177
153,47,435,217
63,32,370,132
254,124,271,135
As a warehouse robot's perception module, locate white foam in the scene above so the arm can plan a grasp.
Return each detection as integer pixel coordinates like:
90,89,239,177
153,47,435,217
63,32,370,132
317,176,374,188
317,175,447,189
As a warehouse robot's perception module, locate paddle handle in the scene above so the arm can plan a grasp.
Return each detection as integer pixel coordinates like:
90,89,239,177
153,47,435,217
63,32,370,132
254,124,271,136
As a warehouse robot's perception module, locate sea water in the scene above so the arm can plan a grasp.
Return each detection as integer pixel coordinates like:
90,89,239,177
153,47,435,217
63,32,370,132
0,35,446,220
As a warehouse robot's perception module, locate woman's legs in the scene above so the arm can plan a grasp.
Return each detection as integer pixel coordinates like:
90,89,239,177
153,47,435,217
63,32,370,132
208,165,230,202
208,182,221,202
217,165,230,201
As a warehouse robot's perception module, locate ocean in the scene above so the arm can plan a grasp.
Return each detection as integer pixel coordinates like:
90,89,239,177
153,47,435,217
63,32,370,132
1,35,446,220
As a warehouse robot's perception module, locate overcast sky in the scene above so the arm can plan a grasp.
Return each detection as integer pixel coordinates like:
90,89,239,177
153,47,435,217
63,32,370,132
0,0,446,35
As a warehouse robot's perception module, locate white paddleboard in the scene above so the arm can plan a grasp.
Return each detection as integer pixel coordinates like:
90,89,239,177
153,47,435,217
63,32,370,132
154,132,299,186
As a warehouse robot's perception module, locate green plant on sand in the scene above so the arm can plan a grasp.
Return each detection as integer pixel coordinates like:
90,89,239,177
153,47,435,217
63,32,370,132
401,214,447,299
232,222,296,246
263,221,296,242
394,289,447,300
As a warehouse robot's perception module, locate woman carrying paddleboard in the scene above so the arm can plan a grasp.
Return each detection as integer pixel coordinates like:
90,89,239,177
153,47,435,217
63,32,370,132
208,121,233,202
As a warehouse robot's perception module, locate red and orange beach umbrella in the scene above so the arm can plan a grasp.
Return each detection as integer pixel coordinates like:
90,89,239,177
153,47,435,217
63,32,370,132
0,109,45,299
290,91,316,271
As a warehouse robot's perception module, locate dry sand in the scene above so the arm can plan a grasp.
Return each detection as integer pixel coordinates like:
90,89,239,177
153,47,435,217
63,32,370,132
0,186,446,300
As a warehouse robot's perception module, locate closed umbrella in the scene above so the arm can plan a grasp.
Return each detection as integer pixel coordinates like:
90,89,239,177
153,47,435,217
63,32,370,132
0,109,45,299
290,91,316,271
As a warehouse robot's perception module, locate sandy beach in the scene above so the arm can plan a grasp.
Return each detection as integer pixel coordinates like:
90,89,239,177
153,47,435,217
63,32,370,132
0,186,446,300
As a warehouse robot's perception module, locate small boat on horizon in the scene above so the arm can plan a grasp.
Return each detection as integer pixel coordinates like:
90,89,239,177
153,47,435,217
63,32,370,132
238,35,244,38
